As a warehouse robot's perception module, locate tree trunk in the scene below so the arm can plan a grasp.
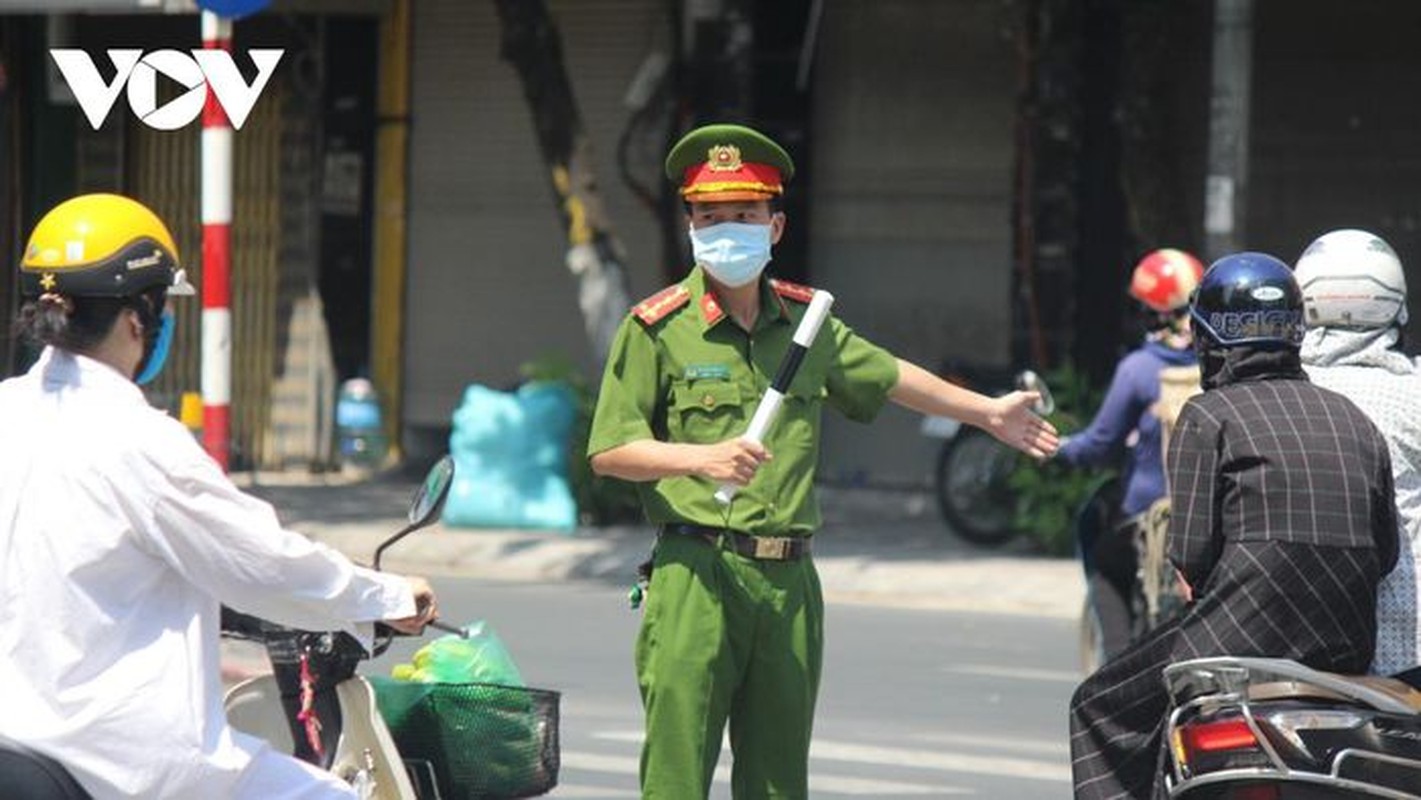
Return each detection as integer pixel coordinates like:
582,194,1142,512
492,0,632,362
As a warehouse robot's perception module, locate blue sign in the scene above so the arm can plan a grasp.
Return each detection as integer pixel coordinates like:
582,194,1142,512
195,0,271,17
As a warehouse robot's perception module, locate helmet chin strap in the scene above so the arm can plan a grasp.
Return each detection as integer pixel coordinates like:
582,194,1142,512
130,291,171,385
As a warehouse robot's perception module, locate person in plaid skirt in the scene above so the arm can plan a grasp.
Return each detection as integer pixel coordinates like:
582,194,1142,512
1068,252,1399,799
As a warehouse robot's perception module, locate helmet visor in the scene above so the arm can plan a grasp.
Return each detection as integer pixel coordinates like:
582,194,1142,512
168,268,196,296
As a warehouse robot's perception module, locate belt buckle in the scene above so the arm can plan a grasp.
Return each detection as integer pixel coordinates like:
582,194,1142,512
754,536,791,560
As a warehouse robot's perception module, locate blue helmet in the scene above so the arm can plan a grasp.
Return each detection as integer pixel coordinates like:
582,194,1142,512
1189,252,1305,348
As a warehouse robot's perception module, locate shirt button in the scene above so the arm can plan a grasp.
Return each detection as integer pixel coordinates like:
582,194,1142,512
701,393,715,408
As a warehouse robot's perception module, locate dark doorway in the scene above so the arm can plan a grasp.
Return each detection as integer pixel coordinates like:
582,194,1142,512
1072,0,1129,385
317,17,377,381
750,0,813,285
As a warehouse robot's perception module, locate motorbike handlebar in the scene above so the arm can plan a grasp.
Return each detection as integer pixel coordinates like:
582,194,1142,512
1016,369,1056,416
427,620,470,638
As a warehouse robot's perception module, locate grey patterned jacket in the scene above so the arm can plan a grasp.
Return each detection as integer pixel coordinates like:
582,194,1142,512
1303,326,1421,675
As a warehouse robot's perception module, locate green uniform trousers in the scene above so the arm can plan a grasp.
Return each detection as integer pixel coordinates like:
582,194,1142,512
636,532,824,799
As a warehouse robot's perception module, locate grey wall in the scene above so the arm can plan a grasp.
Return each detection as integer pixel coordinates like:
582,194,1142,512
809,0,1018,485
404,0,669,429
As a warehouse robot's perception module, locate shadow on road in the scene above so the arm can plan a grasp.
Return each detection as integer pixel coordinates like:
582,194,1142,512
243,472,1063,564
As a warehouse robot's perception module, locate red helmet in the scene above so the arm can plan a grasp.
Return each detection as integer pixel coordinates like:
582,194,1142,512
1129,249,1205,313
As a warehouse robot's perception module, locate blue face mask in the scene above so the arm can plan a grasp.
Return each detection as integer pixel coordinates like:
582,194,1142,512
136,311,174,386
689,222,773,288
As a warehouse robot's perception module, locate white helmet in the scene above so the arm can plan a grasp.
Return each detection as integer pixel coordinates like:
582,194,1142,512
1293,228,1408,329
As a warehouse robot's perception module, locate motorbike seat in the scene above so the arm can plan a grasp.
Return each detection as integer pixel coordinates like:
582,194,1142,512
0,736,93,799
1249,676,1421,713
1394,665,1421,692
1347,675,1421,712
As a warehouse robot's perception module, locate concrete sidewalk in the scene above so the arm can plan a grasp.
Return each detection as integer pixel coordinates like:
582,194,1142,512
239,472,1084,620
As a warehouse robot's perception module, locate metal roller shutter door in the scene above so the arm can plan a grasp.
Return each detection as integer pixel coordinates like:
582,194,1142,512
405,0,668,431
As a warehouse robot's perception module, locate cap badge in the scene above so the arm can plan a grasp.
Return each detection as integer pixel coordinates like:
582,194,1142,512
707,144,742,172
39,273,56,291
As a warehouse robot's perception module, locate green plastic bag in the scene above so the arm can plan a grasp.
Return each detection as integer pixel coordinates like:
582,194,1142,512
388,620,525,687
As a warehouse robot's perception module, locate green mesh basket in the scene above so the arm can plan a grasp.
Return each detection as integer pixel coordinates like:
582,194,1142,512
370,678,560,799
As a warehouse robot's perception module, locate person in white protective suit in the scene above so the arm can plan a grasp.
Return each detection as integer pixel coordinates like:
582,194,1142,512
1294,228,1421,675
0,193,440,799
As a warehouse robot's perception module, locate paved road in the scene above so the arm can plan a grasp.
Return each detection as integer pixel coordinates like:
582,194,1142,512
371,578,1080,799
225,474,1086,797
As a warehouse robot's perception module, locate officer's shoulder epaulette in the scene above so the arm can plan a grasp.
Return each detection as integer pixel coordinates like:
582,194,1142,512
770,278,816,304
632,284,691,326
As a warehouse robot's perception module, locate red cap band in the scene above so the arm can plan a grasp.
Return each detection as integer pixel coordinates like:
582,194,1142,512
680,160,783,201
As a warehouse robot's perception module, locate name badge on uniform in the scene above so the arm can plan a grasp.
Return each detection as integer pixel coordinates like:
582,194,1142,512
684,364,731,381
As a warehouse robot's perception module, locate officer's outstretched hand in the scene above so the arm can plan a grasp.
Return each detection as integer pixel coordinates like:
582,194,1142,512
985,391,1060,460
699,438,772,486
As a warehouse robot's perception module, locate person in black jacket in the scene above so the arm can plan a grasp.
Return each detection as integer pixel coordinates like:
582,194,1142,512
1068,252,1399,800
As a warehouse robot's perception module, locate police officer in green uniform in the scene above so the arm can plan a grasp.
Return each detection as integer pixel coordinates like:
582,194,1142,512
588,123,1059,799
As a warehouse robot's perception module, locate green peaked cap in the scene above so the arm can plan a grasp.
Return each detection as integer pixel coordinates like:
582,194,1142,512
663,123,796,183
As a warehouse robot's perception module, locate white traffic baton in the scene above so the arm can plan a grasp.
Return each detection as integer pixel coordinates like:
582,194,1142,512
714,290,835,505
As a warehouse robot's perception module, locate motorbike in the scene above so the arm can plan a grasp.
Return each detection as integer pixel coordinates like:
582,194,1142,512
919,362,1055,546
0,456,559,800
222,454,466,800
1072,361,1198,673
1162,656,1421,798
226,455,560,800
1076,478,1186,674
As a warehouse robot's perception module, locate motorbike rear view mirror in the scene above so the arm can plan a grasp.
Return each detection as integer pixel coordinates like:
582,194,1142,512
1016,370,1056,416
408,455,455,527
374,455,456,571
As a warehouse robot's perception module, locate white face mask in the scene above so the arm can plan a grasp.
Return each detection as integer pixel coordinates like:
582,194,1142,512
689,222,773,288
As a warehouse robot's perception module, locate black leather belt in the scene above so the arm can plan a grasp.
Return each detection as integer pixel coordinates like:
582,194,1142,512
664,524,811,562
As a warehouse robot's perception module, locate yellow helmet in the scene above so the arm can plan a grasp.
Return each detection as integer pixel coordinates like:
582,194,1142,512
20,193,194,299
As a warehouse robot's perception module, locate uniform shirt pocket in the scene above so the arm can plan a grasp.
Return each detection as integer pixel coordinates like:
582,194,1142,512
667,379,745,443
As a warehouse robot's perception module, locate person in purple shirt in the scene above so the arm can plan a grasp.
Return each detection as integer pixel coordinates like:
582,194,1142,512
1058,249,1203,661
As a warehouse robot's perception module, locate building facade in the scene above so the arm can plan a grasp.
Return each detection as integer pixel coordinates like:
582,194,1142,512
3,0,1420,487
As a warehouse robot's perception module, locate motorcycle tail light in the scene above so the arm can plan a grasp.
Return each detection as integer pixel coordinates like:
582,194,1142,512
1173,716,1272,775
1185,718,1260,752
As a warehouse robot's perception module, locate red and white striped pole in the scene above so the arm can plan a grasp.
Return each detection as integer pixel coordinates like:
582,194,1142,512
201,9,233,472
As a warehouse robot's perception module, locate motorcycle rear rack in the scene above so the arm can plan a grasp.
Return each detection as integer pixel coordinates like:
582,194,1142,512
1167,764,1421,799
1163,657,1421,799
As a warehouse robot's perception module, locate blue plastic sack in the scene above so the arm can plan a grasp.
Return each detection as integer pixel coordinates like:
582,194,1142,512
442,381,578,532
